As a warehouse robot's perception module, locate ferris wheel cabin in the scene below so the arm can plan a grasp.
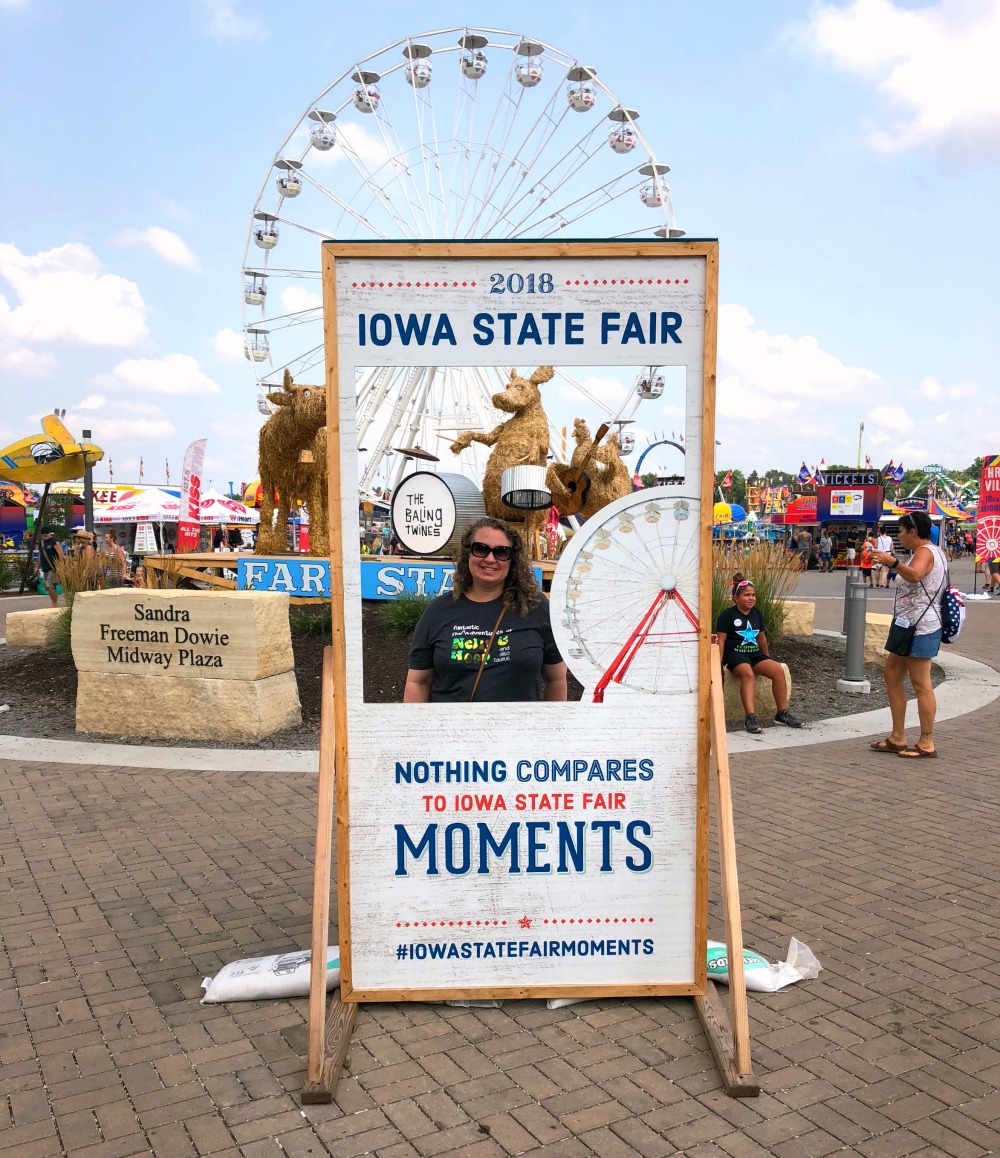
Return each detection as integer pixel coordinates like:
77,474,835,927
275,158,303,198
351,70,381,113
307,109,337,150
253,212,279,249
458,33,489,79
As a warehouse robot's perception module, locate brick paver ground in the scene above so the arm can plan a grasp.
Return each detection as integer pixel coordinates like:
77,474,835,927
1,596,999,1156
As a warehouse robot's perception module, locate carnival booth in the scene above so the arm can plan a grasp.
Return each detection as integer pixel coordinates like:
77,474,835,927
200,488,259,550
814,470,885,567
93,488,181,556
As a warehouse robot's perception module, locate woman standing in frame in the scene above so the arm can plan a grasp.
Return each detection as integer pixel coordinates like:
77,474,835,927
869,511,947,758
404,517,567,704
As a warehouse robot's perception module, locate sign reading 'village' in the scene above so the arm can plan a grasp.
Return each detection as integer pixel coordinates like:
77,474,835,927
72,590,294,681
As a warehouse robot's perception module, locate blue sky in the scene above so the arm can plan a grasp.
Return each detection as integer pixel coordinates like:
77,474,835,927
2,0,998,490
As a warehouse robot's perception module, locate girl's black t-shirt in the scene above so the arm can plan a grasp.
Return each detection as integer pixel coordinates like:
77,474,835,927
409,593,561,703
715,605,766,666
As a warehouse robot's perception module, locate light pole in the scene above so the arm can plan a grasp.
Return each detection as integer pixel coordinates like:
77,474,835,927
82,428,94,534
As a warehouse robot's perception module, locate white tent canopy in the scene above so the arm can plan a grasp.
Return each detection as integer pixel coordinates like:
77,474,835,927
199,488,259,525
94,488,180,524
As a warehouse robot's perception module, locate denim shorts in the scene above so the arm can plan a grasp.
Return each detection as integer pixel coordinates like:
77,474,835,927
910,628,942,659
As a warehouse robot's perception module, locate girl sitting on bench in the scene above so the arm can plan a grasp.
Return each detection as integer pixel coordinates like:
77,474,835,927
715,573,803,734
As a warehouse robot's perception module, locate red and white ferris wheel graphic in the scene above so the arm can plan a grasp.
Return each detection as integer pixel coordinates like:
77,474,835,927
551,488,702,700
977,516,1000,560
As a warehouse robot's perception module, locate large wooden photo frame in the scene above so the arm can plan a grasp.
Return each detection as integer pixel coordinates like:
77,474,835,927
320,240,719,1007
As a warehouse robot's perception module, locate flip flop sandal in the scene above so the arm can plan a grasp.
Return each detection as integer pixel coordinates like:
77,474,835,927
898,746,937,758
869,738,906,753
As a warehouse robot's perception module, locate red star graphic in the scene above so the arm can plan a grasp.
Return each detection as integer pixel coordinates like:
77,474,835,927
518,915,532,929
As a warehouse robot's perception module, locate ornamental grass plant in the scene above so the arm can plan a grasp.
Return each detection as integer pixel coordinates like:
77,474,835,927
51,546,104,654
142,558,187,589
0,552,18,592
379,592,431,636
711,541,801,645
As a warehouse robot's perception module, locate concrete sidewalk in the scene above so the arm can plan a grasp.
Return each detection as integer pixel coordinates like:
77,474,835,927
1,600,999,1156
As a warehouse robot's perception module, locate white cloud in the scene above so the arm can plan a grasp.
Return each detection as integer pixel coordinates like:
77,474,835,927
715,303,886,467
0,0,28,8
868,404,914,432
807,0,1000,157
948,381,979,399
213,327,246,361
111,226,199,270
719,303,880,404
203,0,266,42
920,376,944,400
208,411,266,479
303,121,393,169
99,353,222,396
935,412,950,424
63,398,176,442
560,374,627,405
0,241,147,347
0,344,56,375
280,286,322,314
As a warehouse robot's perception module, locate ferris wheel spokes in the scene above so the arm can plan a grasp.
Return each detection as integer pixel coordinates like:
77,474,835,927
243,27,682,483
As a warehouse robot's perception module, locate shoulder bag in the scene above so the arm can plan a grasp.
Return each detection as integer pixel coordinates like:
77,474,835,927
469,605,506,701
885,547,946,657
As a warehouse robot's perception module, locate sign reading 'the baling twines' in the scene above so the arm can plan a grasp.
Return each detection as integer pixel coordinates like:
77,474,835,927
390,472,456,554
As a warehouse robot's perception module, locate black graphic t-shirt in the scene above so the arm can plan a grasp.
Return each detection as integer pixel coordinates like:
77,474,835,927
715,605,766,667
409,593,561,703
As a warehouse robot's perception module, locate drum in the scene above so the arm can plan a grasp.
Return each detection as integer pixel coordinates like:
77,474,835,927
390,472,486,556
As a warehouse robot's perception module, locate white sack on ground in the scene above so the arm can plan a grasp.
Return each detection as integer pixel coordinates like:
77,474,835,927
201,946,341,1003
707,937,821,993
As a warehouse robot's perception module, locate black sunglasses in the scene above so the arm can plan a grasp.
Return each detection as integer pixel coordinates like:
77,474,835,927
899,518,914,530
470,541,512,561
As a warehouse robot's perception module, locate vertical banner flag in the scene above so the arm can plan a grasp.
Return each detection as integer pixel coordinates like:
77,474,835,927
177,438,207,553
721,471,733,489
975,454,1000,562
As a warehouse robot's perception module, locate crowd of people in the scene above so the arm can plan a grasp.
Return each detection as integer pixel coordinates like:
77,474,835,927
22,503,993,760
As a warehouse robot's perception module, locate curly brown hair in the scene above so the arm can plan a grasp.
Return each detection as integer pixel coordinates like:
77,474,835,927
451,517,541,616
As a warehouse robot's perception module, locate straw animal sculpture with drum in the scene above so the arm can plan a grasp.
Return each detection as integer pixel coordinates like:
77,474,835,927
546,417,632,520
450,365,554,550
256,370,329,556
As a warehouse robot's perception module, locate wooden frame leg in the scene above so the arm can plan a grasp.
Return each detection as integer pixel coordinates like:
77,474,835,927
697,644,760,1097
301,987,356,1104
302,647,344,1104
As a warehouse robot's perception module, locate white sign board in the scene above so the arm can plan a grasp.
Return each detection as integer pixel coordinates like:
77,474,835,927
391,472,457,555
324,241,717,1001
134,523,157,554
830,489,865,516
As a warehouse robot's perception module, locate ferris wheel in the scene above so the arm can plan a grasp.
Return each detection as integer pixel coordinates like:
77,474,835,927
550,487,702,700
242,27,683,495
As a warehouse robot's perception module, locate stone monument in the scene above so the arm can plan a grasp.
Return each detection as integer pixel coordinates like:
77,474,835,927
72,590,301,740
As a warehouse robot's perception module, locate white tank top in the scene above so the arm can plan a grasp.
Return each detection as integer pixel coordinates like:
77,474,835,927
894,544,947,635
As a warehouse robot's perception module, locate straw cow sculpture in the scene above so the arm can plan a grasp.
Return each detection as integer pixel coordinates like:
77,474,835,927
255,370,329,556
546,417,632,520
450,365,554,550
